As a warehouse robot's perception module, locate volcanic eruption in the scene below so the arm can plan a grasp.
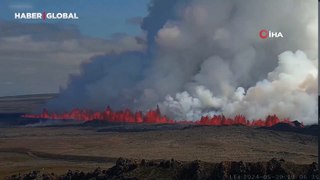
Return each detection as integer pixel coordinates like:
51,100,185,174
23,0,318,126
23,106,291,127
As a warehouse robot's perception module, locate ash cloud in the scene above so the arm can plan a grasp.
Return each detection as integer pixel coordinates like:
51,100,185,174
48,0,318,124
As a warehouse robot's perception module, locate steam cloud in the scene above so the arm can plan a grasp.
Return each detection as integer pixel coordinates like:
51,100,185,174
47,0,318,124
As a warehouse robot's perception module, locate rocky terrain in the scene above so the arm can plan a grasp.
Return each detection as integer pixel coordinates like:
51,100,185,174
0,124,317,178
7,158,319,180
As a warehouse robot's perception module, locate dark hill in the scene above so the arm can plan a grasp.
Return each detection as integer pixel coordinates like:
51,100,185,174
263,121,319,136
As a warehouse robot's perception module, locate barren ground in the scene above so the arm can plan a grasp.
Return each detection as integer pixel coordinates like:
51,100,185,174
0,125,317,178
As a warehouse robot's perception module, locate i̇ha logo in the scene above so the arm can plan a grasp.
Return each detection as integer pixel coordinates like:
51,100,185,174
259,29,283,39
14,12,79,20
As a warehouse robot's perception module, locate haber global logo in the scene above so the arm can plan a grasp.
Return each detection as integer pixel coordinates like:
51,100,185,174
259,29,284,39
14,12,79,20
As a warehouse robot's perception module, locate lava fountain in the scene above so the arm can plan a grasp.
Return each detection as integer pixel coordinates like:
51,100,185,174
22,106,292,127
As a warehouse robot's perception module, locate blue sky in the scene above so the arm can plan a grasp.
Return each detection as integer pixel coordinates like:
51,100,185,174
0,0,150,39
0,0,150,96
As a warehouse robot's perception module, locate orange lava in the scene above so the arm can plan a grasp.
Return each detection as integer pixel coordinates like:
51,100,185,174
22,106,292,127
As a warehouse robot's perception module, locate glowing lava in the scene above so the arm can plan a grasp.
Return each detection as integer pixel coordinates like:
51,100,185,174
22,106,292,127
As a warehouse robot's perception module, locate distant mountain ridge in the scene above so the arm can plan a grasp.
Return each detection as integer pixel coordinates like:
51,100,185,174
0,93,57,113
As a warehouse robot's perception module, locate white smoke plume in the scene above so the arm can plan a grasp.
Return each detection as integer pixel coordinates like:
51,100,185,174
47,0,318,124
160,50,318,123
